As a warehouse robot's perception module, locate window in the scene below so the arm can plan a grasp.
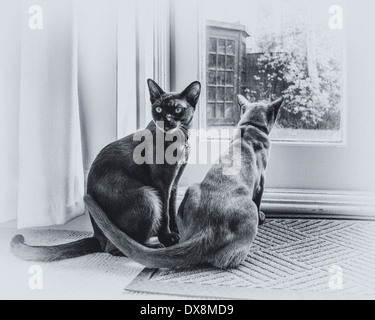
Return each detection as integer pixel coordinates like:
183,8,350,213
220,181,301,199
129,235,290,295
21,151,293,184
206,22,248,127
201,0,346,144
172,0,375,206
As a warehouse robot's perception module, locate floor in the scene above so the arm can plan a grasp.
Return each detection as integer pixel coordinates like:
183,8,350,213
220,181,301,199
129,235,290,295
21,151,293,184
1,218,375,300
0,227,169,300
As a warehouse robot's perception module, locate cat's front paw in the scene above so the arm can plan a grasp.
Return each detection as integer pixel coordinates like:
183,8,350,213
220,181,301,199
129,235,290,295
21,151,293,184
169,221,179,234
259,211,266,226
159,232,180,247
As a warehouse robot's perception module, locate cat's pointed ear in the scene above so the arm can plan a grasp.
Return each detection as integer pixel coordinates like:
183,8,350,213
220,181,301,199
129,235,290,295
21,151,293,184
269,98,284,118
147,79,165,105
180,81,201,108
237,95,250,113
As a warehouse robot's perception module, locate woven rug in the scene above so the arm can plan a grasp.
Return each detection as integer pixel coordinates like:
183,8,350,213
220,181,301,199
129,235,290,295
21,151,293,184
126,219,375,300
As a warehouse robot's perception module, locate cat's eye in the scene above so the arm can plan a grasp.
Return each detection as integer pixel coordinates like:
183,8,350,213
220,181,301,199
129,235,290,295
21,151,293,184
155,107,163,114
175,107,183,114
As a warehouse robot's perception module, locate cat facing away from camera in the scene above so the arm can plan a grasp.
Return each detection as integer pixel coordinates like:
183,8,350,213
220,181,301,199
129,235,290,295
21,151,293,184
11,79,201,261
86,95,284,269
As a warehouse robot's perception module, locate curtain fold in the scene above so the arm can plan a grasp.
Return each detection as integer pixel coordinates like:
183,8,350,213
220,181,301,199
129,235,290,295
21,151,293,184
0,0,85,228
0,0,21,224
17,0,84,228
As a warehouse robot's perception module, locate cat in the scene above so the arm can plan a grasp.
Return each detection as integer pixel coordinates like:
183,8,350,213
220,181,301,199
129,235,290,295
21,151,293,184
84,95,284,269
11,79,201,261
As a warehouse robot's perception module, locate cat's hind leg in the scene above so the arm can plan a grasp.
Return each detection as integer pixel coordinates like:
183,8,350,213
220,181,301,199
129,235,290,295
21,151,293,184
112,187,163,246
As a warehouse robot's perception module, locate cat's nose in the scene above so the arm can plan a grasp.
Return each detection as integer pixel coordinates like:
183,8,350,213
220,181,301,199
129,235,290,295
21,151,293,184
166,114,172,121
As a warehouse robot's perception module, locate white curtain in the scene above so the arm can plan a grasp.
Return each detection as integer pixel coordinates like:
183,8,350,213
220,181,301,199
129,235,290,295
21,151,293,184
0,0,84,228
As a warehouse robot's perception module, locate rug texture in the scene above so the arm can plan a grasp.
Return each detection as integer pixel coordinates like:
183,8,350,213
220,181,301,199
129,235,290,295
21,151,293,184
126,219,375,300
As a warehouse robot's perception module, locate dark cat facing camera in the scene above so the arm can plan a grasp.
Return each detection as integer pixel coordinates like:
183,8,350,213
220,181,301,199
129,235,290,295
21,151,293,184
86,96,284,269
11,79,201,261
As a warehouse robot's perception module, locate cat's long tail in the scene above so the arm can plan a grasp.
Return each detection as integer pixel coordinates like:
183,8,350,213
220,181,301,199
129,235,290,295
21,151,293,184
84,195,204,269
11,234,102,262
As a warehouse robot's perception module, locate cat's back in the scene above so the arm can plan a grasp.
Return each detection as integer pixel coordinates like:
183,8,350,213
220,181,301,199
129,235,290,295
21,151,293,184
93,135,135,166
87,133,141,186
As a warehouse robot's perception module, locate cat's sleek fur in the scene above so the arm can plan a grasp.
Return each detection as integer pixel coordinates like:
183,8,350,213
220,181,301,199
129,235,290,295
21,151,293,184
85,96,284,269
11,79,201,261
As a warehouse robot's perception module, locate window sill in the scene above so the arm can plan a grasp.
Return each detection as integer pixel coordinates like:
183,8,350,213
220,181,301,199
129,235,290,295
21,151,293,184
178,187,375,220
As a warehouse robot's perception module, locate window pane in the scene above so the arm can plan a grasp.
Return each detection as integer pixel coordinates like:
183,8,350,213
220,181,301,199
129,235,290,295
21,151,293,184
226,71,234,85
208,71,216,85
218,39,226,54
226,87,234,101
209,38,217,53
203,0,345,143
217,87,225,101
225,104,233,118
218,55,225,69
216,103,225,118
227,40,235,55
208,87,216,101
227,56,234,70
208,54,217,69
217,71,226,85
207,103,216,119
